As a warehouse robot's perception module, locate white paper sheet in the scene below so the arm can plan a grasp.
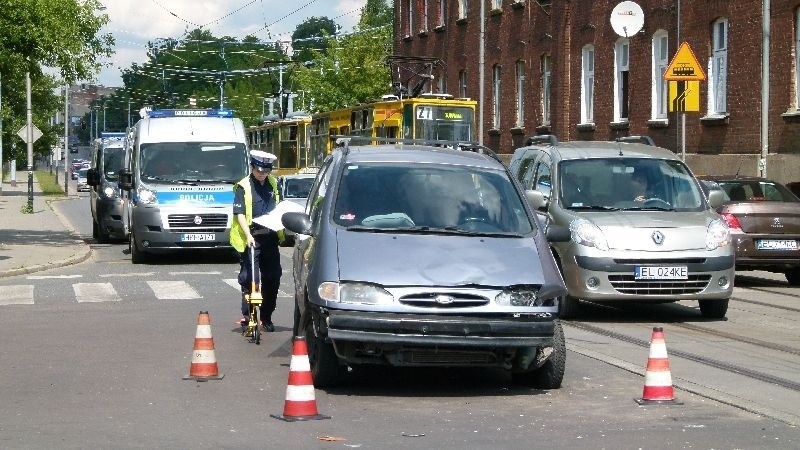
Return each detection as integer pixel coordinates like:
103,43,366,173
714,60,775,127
251,201,304,231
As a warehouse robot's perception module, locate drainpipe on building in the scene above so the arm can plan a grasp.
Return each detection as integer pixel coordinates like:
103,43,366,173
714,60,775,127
760,0,770,177
478,0,485,145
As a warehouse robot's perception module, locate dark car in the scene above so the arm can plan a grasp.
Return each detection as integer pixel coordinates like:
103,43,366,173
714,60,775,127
698,175,800,285
282,137,571,388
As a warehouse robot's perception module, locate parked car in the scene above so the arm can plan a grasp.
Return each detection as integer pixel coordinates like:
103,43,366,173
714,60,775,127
508,135,734,319
277,173,317,246
70,160,85,179
76,168,90,192
281,137,571,388
698,175,800,285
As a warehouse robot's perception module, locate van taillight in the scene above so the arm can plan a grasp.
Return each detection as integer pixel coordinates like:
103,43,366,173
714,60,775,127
721,212,742,230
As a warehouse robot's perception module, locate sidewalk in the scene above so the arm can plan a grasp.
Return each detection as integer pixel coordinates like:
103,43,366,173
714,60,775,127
0,170,91,277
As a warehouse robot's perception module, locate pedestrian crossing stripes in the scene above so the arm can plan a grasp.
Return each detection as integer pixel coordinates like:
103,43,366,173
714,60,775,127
0,279,293,306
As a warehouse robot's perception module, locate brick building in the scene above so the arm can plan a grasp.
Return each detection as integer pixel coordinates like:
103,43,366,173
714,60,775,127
394,0,800,184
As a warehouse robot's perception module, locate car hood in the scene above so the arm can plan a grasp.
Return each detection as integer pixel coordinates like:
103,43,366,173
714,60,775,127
335,230,550,286
590,212,715,251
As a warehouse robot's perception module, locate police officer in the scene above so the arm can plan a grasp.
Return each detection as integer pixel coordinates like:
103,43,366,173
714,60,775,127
230,150,282,332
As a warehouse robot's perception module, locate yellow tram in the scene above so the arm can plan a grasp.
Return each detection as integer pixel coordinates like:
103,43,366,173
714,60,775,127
247,94,477,175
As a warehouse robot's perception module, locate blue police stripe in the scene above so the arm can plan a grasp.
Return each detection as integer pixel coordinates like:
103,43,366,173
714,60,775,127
157,191,234,205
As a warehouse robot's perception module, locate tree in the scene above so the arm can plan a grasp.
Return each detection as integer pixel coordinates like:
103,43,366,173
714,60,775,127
291,16,338,64
0,0,113,165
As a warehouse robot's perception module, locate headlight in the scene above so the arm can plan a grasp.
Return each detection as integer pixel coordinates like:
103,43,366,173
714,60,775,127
318,282,394,305
496,285,559,307
137,186,157,205
103,186,117,198
706,218,731,250
569,219,609,251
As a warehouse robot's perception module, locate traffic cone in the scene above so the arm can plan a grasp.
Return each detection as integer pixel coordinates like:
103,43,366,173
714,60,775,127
183,311,224,381
271,336,330,421
635,327,681,405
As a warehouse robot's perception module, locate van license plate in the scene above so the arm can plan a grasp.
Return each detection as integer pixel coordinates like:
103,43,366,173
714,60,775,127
757,239,798,251
634,266,688,280
181,233,215,242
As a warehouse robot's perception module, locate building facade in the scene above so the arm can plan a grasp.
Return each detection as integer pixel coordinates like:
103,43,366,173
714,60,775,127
394,0,800,183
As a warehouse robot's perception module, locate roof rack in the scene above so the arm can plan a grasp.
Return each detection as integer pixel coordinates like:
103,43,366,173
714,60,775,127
525,134,558,146
616,135,655,146
332,135,501,164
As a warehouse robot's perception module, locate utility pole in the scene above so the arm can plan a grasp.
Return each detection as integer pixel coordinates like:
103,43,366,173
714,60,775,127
64,85,70,195
0,72,4,195
103,102,107,132
26,71,33,211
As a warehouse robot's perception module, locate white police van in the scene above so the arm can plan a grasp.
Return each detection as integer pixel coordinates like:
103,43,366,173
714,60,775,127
118,109,249,263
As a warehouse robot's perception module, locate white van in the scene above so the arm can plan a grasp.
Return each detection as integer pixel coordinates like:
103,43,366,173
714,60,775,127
118,109,250,263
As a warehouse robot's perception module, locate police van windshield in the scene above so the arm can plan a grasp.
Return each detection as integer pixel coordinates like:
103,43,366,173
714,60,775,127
140,142,247,182
333,163,533,235
102,146,125,181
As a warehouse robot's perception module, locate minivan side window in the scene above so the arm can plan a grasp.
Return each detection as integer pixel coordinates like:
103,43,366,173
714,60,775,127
533,162,552,200
307,157,334,231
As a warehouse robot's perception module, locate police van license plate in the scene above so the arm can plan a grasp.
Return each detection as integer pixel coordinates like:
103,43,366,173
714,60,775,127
181,233,215,242
634,266,688,280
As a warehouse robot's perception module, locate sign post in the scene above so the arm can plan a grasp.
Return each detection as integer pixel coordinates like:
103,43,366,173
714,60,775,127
663,42,705,161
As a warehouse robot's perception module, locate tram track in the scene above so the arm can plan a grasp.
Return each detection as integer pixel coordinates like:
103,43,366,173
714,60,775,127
565,321,800,392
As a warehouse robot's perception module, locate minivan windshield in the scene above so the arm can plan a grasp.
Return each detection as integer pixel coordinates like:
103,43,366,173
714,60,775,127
102,146,125,181
139,142,247,182
559,158,705,211
333,163,534,235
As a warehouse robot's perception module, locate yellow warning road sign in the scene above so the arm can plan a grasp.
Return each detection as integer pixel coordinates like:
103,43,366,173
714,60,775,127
668,81,700,112
664,42,706,81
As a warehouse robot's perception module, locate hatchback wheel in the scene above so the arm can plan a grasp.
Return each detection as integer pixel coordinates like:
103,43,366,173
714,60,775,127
699,299,728,319
784,268,800,286
512,321,566,389
305,312,346,388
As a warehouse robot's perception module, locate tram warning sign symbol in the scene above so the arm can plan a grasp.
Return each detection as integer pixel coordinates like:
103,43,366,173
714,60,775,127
664,42,705,81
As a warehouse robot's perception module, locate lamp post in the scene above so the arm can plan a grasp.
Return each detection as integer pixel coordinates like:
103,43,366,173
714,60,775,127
63,85,70,195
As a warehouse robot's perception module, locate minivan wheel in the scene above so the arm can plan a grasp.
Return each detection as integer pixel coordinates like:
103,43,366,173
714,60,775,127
130,233,148,264
784,268,800,286
698,299,728,319
96,220,109,244
512,321,566,389
92,220,99,239
558,295,581,319
305,313,346,388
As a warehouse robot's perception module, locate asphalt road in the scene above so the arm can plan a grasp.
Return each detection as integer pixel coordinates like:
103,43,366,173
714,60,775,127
0,195,797,449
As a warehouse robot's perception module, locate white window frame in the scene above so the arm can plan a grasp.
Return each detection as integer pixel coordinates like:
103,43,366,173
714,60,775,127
420,0,428,33
493,64,501,129
405,0,414,36
437,72,446,94
541,55,552,126
614,38,630,122
515,60,526,127
581,45,595,124
708,18,728,116
652,30,669,120
459,70,467,98
458,0,468,20
491,0,502,10
438,0,446,27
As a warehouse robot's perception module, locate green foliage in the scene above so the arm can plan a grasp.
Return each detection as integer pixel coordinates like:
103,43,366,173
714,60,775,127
292,17,338,64
35,169,64,196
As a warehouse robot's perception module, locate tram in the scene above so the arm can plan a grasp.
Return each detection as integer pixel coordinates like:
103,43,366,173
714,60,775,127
247,93,477,175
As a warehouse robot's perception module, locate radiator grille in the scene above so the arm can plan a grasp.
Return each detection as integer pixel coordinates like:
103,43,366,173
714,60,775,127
608,274,711,295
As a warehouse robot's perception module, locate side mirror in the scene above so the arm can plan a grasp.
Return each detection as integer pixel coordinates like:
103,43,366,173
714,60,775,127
707,189,725,209
282,212,313,236
117,169,134,191
87,168,100,186
525,189,547,210
545,224,572,242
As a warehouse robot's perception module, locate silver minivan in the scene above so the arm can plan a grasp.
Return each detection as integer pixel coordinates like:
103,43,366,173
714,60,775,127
509,136,734,319
282,138,571,388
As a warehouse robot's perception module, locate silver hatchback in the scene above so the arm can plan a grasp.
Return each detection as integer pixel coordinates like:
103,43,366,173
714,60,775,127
282,138,571,387
509,136,734,319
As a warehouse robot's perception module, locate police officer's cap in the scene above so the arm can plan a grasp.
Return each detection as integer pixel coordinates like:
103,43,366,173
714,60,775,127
249,150,277,172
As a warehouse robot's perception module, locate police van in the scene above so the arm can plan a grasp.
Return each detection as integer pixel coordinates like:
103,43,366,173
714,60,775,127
118,109,250,263
87,132,128,243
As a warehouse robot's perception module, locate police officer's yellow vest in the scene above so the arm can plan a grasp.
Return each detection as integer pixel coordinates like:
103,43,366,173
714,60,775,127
230,174,282,253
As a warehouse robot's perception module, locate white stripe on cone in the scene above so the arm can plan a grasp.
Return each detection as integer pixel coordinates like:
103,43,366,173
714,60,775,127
195,325,212,338
191,349,217,363
649,341,668,358
285,384,316,401
289,355,311,372
643,370,673,386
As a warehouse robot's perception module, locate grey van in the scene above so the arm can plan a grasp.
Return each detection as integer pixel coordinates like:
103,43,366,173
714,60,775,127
509,136,734,319
87,136,127,243
282,138,571,388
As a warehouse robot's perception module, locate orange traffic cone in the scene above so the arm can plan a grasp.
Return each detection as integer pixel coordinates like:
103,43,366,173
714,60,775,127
183,311,224,381
271,336,330,421
635,327,681,405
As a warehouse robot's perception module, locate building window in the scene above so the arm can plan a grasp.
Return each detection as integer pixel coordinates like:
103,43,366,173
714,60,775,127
437,72,446,94
491,0,502,10
492,64,501,129
541,55,552,126
438,0,446,27
458,0,468,20
709,18,728,115
515,60,525,127
652,30,669,120
405,0,414,36
419,0,428,33
581,45,595,124
459,70,468,98
614,39,630,122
